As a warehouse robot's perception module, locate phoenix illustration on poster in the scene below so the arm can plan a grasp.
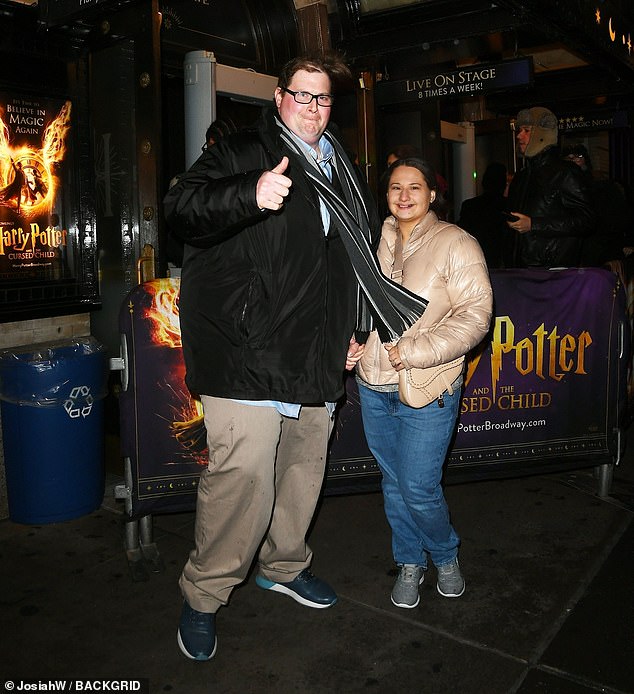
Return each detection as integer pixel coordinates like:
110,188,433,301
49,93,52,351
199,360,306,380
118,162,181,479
0,94,72,282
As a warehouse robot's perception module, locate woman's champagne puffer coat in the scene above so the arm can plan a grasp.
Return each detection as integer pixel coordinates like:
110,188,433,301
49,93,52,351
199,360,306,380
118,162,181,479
357,211,494,387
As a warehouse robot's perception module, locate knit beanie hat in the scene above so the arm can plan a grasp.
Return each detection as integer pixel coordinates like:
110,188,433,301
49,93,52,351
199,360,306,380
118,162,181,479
516,107,558,158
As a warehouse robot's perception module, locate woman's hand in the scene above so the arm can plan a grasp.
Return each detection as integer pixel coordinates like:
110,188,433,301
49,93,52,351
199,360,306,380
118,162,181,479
384,343,405,371
345,336,365,370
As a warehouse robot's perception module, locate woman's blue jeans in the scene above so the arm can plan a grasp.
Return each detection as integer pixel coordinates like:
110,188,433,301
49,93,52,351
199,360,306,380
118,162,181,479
358,383,461,568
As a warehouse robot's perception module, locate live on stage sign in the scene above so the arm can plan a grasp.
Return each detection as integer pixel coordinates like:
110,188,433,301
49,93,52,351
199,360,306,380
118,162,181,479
375,57,533,104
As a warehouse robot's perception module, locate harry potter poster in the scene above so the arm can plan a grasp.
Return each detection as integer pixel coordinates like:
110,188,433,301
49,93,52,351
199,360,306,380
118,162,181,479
0,93,73,282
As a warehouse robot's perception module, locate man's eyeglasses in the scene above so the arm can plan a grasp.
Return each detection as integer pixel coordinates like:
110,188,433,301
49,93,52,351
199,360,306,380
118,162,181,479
282,88,334,107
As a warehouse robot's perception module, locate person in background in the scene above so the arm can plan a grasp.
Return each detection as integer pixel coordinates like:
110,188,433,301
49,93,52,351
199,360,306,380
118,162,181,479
561,143,634,267
166,119,238,270
457,161,509,268
505,107,594,268
164,52,426,662
203,118,238,150
386,144,423,167
0,158,26,213
356,157,493,609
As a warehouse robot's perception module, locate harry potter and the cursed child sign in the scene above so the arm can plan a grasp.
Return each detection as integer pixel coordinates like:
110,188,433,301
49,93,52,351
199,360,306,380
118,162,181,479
0,94,73,282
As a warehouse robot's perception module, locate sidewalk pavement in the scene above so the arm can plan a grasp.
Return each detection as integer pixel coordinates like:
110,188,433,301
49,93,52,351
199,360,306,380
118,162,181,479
1,457,633,693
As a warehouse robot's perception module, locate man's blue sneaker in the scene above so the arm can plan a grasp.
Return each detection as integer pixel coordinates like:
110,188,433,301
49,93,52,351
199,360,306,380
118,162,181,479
255,568,337,608
177,601,217,661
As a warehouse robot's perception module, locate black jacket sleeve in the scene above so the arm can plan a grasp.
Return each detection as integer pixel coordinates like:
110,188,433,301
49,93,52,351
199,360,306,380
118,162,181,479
163,135,269,248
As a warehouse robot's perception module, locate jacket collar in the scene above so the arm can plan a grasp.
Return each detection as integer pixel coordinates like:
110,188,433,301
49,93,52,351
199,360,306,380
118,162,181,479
383,210,441,248
522,144,559,168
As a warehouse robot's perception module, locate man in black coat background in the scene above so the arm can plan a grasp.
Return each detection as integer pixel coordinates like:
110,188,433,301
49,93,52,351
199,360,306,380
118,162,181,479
505,107,594,268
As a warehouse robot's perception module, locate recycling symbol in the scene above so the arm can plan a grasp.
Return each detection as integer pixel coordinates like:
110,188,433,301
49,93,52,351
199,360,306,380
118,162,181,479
64,385,94,418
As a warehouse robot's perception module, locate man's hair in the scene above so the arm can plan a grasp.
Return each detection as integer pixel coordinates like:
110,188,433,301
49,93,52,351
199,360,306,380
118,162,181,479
277,51,353,92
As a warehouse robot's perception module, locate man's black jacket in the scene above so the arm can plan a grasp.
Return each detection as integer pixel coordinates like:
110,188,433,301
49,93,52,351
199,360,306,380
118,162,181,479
163,107,380,404
507,145,595,268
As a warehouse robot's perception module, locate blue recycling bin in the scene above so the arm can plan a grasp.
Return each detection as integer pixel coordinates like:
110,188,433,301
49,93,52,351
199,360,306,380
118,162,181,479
0,337,109,524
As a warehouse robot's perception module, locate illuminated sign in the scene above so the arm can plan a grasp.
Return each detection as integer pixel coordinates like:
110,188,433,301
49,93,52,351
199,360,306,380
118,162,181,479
0,94,72,282
40,0,117,27
595,5,632,60
375,58,533,105
558,110,629,131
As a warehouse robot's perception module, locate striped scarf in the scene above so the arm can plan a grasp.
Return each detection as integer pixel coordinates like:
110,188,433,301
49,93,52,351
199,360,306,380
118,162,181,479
277,119,427,343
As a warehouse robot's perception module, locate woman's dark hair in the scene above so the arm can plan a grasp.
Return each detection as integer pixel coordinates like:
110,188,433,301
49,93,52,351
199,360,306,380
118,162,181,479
205,118,237,146
386,144,424,162
386,157,442,214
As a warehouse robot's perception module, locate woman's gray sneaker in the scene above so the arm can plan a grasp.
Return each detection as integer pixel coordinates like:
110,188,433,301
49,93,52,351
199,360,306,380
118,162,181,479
436,558,465,597
391,564,426,608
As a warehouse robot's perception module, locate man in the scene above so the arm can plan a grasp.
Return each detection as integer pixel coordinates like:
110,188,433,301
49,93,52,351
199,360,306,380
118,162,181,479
457,161,509,268
164,52,425,661
505,107,594,268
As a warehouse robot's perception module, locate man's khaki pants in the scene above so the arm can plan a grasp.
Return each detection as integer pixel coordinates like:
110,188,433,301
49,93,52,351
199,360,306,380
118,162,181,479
179,396,333,613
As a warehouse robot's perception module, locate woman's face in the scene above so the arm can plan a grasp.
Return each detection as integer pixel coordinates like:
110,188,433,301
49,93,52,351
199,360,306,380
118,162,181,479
387,165,434,227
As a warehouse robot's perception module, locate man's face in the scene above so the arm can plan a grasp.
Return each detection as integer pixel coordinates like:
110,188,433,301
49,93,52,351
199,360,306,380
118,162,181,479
275,69,332,149
516,125,532,155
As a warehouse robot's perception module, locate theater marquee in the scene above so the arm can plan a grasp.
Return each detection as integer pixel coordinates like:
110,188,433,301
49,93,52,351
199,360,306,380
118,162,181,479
375,58,533,105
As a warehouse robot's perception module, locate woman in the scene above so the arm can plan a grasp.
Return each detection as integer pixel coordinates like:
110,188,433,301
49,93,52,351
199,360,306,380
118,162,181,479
356,158,493,608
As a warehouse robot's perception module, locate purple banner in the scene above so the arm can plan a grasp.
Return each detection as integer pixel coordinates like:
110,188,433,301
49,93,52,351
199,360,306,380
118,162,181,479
452,267,625,468
118,269,627,514
328,268,628,488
